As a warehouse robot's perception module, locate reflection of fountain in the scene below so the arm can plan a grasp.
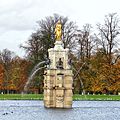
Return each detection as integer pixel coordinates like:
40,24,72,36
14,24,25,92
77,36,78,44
23,60,50,93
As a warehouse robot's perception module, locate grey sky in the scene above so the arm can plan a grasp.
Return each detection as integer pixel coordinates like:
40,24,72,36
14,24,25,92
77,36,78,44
0,0,120,57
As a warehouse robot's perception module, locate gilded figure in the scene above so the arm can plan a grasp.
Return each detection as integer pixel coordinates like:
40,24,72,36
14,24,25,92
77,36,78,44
55,20,62,41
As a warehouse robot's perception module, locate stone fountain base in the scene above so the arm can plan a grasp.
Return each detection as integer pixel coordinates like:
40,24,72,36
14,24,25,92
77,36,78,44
44,69,73,108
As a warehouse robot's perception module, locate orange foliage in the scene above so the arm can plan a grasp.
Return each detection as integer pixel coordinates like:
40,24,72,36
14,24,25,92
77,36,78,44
0,64,4,89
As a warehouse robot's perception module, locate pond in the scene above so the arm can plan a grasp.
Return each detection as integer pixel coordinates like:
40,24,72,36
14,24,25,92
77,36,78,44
0,100,120,120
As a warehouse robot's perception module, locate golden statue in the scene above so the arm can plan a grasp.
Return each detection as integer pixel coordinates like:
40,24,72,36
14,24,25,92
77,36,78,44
55,20,62,41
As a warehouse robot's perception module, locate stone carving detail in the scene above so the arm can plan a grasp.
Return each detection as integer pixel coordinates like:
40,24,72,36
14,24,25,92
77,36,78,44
56,95,64,103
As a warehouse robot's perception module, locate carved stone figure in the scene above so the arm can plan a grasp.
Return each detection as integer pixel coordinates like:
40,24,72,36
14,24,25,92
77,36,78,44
56,58,63,69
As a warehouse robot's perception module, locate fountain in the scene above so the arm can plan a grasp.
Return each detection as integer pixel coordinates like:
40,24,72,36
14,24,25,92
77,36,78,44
23,20,73,108
23,60,50,93
43,21,73,108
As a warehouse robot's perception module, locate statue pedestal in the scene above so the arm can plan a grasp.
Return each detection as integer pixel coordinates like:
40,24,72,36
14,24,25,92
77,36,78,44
44,41,73,108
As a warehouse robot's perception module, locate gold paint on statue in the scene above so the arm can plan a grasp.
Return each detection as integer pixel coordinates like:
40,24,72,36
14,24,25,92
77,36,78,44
55,20,62,41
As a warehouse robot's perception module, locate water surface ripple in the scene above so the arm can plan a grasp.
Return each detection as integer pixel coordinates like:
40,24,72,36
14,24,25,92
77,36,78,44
0,100,120,120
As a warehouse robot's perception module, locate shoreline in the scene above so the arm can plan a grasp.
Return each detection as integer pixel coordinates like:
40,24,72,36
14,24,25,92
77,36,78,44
0,94,119,101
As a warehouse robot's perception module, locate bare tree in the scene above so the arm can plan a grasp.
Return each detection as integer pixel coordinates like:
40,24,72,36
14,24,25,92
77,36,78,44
75,24,95,61
97,13,120,64
37,14,77,49
20,32,45,63
21,14,77,62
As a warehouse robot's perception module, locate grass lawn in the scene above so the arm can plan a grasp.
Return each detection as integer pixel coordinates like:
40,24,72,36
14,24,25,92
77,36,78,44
0,94,120,101
73,94,120,101
0,94,43,100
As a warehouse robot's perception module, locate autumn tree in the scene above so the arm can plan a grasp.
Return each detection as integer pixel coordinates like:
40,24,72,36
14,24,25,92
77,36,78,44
0,64,4,91
0,49,15,93
9,56,30,93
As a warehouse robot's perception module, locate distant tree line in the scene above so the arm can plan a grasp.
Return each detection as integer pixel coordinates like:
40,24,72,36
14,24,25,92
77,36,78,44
0,13,120,94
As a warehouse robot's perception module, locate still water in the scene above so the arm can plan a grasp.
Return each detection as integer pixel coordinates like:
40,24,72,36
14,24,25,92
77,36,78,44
0,100,120,120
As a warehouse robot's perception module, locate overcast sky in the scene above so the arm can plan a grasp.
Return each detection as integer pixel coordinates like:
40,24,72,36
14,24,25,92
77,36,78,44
0,0,120,57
